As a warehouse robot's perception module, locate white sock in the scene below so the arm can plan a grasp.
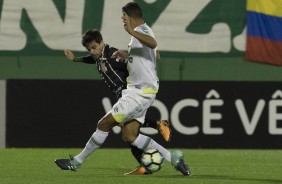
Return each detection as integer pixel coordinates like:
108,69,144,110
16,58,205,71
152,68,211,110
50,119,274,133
74,129,109,163
132,134,171,163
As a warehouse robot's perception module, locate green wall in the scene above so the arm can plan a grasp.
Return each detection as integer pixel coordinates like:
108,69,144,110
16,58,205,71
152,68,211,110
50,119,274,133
1,55,282,81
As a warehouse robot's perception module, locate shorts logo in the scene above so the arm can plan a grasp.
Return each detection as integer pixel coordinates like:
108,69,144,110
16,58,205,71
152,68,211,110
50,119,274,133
114,106,119,113
120,104,125,110
134,85,141,89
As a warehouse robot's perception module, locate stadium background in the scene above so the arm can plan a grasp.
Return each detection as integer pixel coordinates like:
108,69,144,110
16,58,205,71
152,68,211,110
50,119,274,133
1,0,282,149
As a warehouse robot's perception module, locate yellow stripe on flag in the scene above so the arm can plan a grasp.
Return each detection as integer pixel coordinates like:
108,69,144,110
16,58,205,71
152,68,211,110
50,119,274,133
247,0,282,17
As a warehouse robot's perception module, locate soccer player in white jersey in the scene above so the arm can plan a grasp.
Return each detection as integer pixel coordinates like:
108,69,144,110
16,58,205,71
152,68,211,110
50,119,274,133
54,2,190,176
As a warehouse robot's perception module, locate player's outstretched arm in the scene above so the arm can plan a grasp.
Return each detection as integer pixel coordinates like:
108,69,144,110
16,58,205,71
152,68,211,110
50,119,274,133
64,48,94,63
122,12,157,49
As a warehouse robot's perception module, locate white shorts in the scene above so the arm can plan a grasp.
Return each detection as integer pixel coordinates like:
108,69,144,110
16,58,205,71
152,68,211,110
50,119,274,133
111,88,156,124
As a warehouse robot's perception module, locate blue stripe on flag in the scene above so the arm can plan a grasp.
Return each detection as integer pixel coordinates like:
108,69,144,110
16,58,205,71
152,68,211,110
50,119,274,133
247,11,282,42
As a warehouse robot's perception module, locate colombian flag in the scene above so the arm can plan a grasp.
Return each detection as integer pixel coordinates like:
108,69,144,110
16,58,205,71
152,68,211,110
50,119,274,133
246,0,282,66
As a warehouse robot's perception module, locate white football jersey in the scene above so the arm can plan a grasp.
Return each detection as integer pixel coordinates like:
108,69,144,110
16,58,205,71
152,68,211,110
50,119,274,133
127,23,159,94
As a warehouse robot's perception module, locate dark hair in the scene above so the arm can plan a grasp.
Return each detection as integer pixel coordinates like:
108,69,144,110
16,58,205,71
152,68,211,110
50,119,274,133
81,29,103,47
122,2,143,18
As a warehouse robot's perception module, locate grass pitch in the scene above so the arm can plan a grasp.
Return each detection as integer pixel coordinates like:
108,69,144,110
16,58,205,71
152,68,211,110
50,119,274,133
0,148,281,184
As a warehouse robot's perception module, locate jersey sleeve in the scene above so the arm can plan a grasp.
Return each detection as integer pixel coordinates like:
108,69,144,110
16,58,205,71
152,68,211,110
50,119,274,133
76,55,96,64
135,24,155,38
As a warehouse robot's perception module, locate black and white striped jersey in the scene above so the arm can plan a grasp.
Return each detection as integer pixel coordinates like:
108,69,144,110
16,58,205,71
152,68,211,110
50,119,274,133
77,44,128,99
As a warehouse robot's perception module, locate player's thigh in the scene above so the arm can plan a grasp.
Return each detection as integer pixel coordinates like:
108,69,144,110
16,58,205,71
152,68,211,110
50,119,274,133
122,120,140,142
97,111,118,132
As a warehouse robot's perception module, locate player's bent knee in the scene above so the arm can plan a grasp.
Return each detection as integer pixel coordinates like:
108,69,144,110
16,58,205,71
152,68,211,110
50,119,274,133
122,134,137,143
97,121,107,132
97,119,114,132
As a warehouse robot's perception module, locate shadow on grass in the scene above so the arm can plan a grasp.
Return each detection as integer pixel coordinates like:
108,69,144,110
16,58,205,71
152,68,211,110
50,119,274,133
183,175,282,183
69,166,282,184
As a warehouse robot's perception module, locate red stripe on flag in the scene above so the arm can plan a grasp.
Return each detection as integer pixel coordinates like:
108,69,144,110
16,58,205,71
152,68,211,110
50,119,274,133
246,36,282,66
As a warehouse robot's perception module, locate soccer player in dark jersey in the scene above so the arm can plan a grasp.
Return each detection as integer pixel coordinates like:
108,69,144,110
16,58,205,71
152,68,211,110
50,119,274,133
60,29,171,175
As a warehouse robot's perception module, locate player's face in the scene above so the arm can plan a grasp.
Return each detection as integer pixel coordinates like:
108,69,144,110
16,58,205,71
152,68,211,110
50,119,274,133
86,40,104,59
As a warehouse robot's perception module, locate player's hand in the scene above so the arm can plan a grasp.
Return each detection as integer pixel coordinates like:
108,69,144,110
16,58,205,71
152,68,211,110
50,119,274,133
111,50,128,61
122,12,134,35
64,49,76,61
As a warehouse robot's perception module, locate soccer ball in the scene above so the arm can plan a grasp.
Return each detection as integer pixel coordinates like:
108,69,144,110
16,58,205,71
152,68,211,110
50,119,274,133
141,149,164,173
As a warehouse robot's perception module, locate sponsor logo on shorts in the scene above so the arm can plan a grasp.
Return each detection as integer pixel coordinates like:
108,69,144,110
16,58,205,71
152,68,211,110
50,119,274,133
114,106,119,113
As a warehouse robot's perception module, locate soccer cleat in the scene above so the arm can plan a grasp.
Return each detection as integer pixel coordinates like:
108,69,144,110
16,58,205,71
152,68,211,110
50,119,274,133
124,166,150,175
171,150,191,176
157,120,171,142
54,155,81,172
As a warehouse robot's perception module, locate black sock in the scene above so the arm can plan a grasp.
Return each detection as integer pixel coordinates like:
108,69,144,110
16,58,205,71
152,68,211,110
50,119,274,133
143,118,157,129
130,144,143,164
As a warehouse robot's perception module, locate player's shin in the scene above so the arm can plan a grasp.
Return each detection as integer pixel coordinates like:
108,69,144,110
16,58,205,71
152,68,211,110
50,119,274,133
130,144,143,163
74,128,109,163
131,134,172,163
